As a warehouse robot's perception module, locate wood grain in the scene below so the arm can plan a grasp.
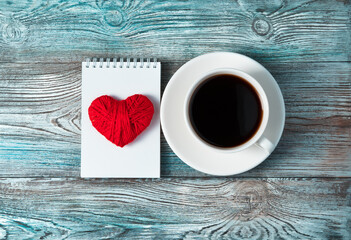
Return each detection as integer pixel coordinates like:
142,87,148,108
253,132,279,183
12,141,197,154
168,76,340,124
0,0,350,178
0,0,350,238
0,0,349,63
0,61,350,177
0,178,349,239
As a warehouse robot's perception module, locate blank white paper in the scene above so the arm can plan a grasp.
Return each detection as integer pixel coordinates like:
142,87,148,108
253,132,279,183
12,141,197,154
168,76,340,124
81,60,160,178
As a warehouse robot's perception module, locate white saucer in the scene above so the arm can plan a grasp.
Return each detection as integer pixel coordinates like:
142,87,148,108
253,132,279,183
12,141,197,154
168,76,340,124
161,52,285,176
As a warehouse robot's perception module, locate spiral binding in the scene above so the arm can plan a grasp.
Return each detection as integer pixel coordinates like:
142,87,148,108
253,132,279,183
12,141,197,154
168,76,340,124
85,58,158,68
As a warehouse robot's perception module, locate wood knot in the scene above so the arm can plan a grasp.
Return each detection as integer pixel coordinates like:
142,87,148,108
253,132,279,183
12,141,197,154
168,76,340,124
104,9,125,27
252,17,271,36
97,0,126,27
233,182,267,221
1,17,28,44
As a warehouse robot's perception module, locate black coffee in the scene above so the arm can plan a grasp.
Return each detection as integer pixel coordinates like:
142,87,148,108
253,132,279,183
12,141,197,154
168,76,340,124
189,74,263,148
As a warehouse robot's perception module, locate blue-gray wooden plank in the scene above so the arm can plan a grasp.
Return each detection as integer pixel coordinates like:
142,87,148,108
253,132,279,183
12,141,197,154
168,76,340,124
0,0,349,63
0,61,350,177
0,178,350,239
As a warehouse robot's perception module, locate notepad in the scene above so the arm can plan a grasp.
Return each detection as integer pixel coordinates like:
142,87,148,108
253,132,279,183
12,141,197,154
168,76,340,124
81,58,160,178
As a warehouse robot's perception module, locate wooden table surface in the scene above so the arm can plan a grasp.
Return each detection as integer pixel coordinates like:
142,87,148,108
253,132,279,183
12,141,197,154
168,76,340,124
0,0,350,239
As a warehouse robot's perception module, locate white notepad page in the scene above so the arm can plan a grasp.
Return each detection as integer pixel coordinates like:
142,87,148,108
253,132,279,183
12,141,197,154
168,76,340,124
81,59,160,178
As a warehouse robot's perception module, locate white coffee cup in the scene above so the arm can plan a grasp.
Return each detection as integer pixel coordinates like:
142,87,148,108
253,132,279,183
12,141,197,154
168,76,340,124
184,68,275,154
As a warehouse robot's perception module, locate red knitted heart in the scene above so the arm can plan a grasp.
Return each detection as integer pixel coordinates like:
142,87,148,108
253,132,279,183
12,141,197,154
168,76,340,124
88,94,154,147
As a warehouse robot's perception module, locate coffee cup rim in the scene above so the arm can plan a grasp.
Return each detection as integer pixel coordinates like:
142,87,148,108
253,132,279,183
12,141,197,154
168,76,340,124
184,68,269,153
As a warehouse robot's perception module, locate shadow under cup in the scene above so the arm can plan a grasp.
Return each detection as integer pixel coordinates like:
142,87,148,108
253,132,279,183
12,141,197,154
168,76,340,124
186,69,269,152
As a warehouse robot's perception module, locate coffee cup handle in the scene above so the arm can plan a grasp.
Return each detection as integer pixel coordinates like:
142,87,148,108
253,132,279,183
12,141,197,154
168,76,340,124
255,137,275,154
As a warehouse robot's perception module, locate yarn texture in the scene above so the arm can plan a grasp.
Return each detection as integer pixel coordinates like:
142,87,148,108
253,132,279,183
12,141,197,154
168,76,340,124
88,94,154,147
